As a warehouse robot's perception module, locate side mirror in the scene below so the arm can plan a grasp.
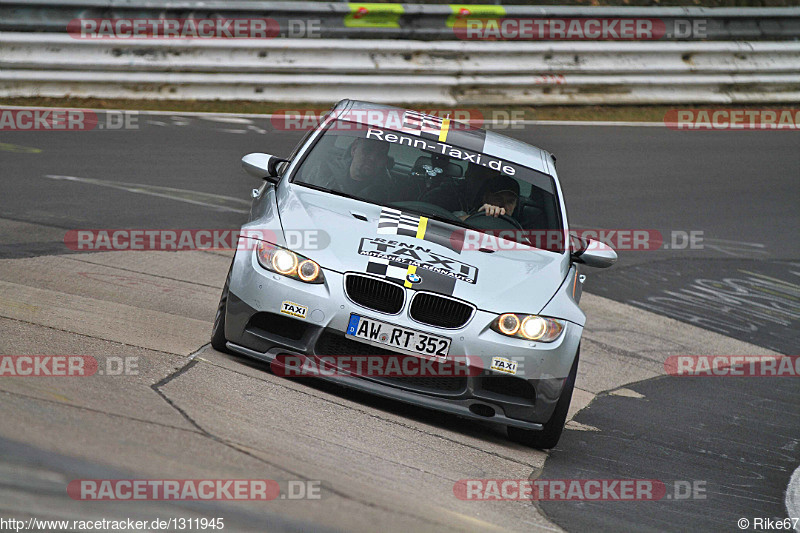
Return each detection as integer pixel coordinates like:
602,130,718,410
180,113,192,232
571,238,617,268
241,153,289,183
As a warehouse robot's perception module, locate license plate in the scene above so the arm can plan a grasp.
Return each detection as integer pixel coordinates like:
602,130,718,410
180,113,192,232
345,314,451,360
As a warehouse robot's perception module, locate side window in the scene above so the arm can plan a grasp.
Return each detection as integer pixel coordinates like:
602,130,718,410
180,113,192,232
282,124,337,178
285,128,316,163
293,135,340,185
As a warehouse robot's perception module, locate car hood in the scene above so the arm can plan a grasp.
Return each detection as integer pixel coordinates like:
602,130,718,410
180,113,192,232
275,184,569,314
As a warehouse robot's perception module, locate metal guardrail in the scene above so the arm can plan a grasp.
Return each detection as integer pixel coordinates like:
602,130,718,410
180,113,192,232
2,2,799,104
1,33,799,104
1,1,800,40
3,33,799,75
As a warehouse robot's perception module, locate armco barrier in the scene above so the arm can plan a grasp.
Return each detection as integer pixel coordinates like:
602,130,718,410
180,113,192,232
1,33,798,105
1,1,800,41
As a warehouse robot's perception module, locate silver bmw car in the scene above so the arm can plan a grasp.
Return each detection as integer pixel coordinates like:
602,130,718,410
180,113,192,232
211,100,616,449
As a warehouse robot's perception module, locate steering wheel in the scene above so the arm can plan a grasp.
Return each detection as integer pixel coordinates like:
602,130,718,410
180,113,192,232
464,212,524,231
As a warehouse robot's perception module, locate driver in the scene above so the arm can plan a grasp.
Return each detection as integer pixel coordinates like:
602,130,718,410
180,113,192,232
481,188,518,217
460,175,520,220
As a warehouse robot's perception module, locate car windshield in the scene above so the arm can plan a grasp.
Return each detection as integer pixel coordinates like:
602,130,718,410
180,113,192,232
292,119,564,250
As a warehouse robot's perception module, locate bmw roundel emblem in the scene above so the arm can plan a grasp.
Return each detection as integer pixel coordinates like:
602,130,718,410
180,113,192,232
406,273,422,284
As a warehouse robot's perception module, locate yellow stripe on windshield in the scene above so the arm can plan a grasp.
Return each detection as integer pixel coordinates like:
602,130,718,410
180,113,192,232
438,119,450,142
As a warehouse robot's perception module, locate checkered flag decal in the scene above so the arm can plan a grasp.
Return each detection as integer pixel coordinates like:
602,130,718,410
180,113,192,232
365,256,410,285
359,208,472,293
377,207,421,237
368,208,424,284
401,111,444,137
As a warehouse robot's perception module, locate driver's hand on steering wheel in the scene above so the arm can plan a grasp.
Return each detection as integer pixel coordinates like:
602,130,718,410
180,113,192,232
479,204,506,217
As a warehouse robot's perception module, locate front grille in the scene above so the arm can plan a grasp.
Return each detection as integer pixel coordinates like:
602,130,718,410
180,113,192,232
410,293,474,329
314,331,467,395
315,330,399,357
345,274,404,314
380,376,467,394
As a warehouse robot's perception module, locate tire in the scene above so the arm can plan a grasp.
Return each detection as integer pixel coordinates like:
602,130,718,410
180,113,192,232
508,348,579,449
210,260,234,353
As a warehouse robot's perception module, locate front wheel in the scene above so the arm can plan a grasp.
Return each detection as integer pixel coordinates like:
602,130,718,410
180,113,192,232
210,260,233,353
508,348,579,449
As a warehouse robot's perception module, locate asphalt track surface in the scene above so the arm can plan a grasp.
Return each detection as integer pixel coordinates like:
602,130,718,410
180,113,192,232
0,111,798,532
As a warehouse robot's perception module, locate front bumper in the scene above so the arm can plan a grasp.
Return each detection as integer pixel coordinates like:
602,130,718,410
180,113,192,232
225,249,583,430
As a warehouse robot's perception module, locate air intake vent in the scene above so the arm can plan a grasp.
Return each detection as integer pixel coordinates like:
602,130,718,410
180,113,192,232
409,293,474,329
345,274,404,314
314,331,468,395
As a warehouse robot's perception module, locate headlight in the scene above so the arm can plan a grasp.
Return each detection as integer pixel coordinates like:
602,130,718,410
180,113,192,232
256,241,324,284
497,313,520,336
491,313,564,342
272,249,298,275
297,259,320,282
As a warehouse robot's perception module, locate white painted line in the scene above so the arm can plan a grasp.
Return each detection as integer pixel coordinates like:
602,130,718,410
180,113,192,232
197,116,257,124
512,119,666,127
0,104,277,120
609,388,646,398
44,174,250,214
565,421,600,432
0,104,669,127
787,464,800,532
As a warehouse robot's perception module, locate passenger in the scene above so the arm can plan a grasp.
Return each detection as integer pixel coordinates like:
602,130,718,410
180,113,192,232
306,137,394,201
